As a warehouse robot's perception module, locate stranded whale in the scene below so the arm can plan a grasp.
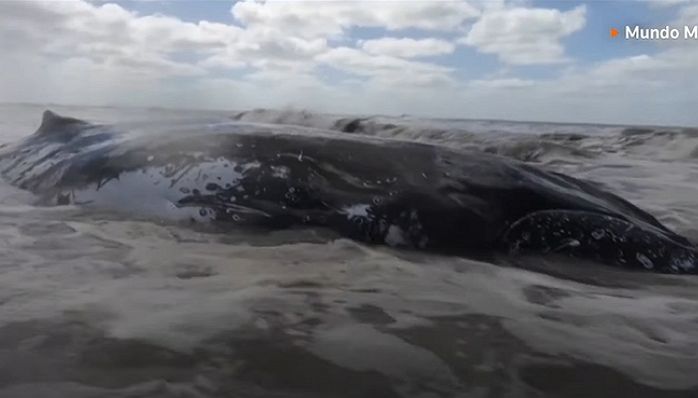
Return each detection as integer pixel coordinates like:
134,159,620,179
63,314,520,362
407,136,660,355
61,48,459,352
0,110,695,274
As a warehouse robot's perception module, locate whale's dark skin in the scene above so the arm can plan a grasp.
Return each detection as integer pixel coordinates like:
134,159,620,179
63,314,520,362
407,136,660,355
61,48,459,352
1,111,696,274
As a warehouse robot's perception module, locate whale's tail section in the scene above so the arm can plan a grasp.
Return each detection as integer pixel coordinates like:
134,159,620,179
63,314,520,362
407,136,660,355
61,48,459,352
502,210,697,274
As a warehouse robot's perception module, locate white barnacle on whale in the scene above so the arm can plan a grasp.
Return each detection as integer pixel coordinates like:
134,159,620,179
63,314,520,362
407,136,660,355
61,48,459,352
341,204,371,220
385,225,408,247
591,229,606,240
669,253,696,272
270,165,290,178
553,238,580,252
635,253,654,269
240,160,262,172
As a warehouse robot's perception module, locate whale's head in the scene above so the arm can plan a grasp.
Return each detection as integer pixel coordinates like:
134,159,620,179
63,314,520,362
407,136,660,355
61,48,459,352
502,209,697,274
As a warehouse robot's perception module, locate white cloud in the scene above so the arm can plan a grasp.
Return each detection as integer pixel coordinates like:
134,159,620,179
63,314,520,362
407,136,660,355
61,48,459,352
360,38,455,58
0,53,170,107
646,0,692,7
462,5,586,65
201,27,327,71
231,0,481,39
469,78,535,89
676,3,698,26
0,1,239,76
316,47,454,87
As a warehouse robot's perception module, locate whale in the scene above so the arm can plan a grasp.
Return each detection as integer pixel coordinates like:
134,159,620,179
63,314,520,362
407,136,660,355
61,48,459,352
0,110,696,274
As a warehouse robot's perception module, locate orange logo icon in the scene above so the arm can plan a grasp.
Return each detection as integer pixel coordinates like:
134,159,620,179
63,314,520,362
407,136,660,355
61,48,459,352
610,27,619,38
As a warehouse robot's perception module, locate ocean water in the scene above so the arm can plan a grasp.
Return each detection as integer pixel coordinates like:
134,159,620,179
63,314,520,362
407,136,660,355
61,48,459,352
0,103,696,398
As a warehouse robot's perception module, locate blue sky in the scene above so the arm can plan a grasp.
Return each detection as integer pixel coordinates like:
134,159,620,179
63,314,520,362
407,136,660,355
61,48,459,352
0,0,696,125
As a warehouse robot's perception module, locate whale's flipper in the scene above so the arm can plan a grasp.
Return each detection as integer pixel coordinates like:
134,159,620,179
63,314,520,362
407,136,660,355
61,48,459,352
502,210,697,274
35,110,90,137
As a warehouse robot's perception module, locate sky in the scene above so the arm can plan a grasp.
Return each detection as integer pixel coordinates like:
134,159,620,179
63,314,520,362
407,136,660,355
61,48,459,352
0,0,696,126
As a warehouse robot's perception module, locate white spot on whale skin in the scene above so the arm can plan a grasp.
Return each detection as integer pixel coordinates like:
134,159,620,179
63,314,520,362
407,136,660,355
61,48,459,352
147,155,154,162
385,225,408,247
234,161,261,174
635,253,654,269
591,229,606,240
270,165,290,179
670,255,695,272
553,238,580,252
341,204,371,219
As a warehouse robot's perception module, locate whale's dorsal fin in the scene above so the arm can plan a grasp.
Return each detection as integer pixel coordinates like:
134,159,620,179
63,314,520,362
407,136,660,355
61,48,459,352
36,110,90,137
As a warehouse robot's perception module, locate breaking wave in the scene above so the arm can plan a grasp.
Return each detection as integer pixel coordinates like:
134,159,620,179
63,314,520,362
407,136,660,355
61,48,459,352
231,109,698,164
